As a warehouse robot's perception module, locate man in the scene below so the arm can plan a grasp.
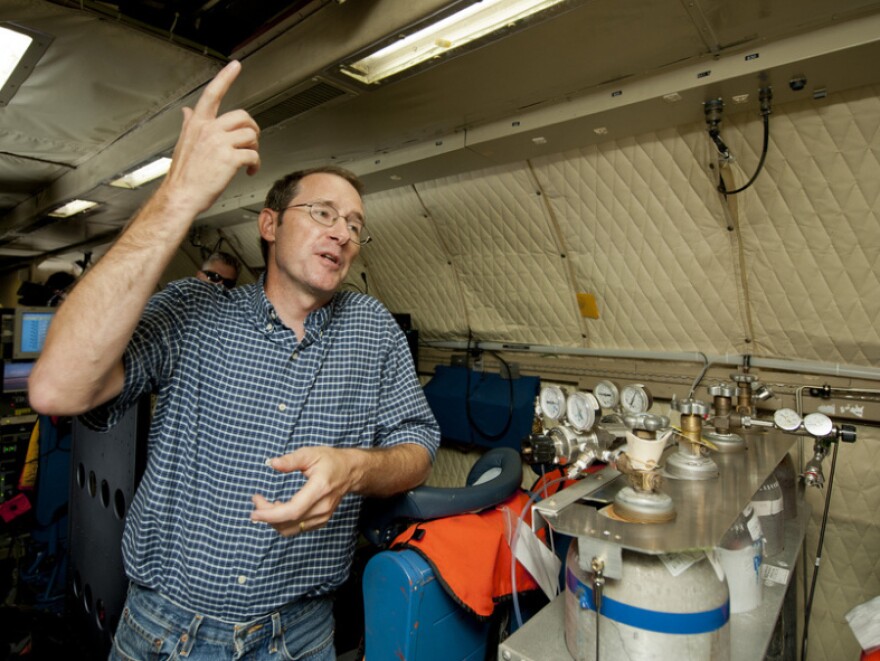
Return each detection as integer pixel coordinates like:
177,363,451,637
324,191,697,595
196,250,241,288
28,60,439,660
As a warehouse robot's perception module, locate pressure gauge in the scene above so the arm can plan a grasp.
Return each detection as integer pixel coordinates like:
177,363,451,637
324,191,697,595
773,408,802,432
803,412,833,438
594,380,620,409
621,384,653,415
566,391,599,431
539,385,566,421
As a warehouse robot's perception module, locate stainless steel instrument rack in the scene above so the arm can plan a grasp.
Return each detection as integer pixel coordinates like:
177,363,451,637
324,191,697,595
500,429,808,660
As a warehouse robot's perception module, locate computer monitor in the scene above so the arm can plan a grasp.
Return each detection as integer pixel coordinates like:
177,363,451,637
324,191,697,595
1,359,34,394
12,307,55,360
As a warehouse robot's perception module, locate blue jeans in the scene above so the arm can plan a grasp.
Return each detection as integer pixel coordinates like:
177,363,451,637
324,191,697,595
109,583,335,661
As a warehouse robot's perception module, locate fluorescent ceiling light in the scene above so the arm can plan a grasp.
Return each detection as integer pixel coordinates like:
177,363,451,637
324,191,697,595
0,22,53,106
339,0,566,85
0,27,31,86
48,199,99,218
110,157,173,189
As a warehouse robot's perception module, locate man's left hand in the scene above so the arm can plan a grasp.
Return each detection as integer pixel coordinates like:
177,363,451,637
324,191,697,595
250,446,357,537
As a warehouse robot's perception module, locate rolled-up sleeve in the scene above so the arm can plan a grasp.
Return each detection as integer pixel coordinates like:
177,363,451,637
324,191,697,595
79,281,193,432
374,317,440,460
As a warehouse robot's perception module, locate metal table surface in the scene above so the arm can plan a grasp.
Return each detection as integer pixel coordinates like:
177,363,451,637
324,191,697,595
533,429,797,555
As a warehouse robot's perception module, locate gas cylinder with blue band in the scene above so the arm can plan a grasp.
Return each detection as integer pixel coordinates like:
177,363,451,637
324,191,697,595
564,538,730,660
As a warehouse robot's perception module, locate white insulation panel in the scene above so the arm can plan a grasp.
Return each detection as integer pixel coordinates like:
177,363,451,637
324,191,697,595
364,84,880,369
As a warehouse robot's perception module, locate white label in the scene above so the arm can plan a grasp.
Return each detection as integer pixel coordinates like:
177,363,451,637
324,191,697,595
761,563,790,585
501,507,561,602
746,513,763,541
751,497,784,516
659,551,703,577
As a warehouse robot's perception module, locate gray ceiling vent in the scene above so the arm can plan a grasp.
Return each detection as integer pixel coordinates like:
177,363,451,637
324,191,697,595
249,78,355,130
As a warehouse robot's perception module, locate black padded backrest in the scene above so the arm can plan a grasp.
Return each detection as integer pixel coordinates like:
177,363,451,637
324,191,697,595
360,447,522,547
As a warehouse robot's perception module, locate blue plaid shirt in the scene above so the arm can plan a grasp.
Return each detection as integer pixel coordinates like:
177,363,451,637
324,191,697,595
82,277,439,620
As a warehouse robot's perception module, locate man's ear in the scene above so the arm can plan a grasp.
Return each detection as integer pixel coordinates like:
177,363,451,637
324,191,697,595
258,208,277,243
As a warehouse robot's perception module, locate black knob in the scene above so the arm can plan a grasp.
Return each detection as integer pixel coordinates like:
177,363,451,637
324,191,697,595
521,434,558,464
838,424,857,444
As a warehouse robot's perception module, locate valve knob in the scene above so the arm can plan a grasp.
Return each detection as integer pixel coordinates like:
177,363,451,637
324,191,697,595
521,434,558,464
623,413,670,432
672,398,710,416
838,424,857,443
708,384,735,398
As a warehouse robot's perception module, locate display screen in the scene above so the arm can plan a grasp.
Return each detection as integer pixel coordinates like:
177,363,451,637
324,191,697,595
13,307,55,360
2,360,34,393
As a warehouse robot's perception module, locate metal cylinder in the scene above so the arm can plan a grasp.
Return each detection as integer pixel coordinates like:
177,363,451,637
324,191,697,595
717,506,764,614
736,388,752,414
680,413,703,455
713,396,732,418
751,474,785,557
564,539,730,660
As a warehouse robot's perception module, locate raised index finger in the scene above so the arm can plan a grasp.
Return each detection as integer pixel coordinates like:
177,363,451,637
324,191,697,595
192,59,242,119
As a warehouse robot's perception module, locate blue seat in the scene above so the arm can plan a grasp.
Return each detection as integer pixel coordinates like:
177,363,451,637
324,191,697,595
364,549,491,661
361,447,523,660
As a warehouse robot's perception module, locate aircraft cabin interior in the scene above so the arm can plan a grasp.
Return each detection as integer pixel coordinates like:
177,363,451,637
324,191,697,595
1,0,879,659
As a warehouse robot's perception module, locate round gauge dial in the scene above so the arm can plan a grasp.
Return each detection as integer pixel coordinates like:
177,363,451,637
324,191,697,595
803,412,833,438
621,384,653,415
773,408,802,432
594,380,620,409
539,385,566,421
566,391,599,431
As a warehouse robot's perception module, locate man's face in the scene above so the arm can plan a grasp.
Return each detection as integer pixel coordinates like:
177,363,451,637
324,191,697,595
197,261,238,288
261,172,364,301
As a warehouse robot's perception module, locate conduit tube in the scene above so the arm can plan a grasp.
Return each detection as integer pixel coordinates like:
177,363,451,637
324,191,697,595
423,341,880,382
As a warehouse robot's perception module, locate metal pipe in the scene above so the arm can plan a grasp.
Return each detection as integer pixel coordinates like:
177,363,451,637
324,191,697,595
422,341,880,382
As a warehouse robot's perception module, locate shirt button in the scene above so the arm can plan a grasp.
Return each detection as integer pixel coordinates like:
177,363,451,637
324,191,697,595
278,403,287,412
238,575,247,585
265,323,273,332
291,351,298,360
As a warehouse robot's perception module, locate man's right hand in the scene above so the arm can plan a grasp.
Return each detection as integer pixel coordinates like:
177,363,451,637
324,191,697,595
28,60,262,417
161,60,261,217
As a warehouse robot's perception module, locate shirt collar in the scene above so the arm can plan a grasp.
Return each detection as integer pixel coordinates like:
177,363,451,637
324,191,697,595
246,273,339,343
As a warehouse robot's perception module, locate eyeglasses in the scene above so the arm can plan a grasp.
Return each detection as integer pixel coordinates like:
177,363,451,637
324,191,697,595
284,202,372,246
201,270,237,289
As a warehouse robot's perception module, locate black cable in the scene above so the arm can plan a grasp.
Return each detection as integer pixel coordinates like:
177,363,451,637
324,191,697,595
800,440,840,661
464,335,515,441
718,113,770,196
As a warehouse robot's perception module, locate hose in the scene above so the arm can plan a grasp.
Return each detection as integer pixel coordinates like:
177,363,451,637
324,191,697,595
509,476,568,629
718,113,770,196
464,335,515,441
800,440,839,661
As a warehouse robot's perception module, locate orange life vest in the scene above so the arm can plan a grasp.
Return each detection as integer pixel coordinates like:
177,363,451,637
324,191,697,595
390,490,541,620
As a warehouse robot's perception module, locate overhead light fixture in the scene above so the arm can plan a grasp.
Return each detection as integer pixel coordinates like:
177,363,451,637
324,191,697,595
48,199,99,218
0,22,53,107
110,157,173,189
339,0,567,85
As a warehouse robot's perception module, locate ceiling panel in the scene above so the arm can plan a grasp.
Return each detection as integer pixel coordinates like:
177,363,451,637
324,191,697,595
2,0,880,272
